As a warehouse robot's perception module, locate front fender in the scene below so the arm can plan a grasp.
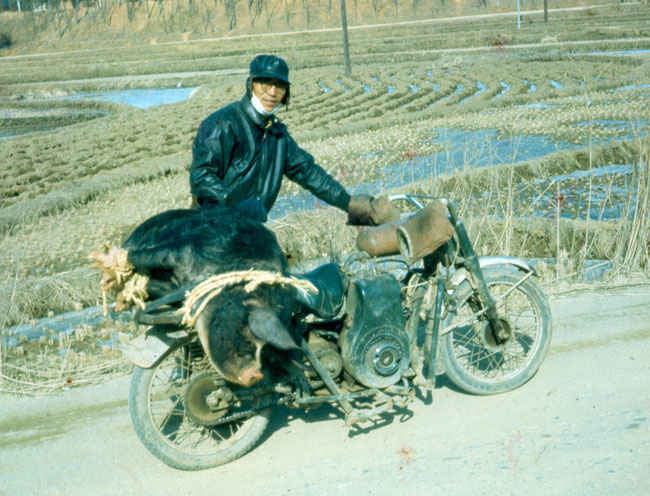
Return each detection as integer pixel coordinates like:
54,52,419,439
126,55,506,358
478,256,536,274
449,256,536,288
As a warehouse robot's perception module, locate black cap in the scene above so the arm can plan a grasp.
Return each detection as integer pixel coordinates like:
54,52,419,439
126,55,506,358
249,55,290,85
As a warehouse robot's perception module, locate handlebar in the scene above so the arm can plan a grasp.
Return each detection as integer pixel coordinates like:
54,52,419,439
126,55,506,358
387,194,459,225
387,193,437,210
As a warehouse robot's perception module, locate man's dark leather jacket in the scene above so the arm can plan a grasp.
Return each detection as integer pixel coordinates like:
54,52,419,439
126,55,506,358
190,96,350,216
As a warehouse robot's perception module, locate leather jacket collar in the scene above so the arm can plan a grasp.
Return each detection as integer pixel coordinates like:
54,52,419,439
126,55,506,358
240,96,286,136
241,95,272,128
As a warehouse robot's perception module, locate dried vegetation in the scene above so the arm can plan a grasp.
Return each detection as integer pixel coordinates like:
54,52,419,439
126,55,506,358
1,0,649,393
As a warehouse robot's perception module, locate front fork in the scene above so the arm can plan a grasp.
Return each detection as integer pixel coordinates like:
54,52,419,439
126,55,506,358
421,277,445,385
446,201,511,344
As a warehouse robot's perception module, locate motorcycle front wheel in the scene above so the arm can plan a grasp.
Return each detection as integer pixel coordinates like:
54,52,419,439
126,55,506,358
128,341,271,470
441,267,552,395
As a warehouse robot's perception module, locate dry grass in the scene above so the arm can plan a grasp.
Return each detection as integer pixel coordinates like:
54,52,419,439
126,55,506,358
271,141,650,273
1,1,649,394
0,321,135,396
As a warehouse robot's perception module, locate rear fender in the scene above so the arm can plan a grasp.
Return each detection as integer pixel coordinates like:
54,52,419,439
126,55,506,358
120,326,194,368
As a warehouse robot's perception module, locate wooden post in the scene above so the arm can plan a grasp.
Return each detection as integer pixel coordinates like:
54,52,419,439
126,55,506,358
340,0,352,76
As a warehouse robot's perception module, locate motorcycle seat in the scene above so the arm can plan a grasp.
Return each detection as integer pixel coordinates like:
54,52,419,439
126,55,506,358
292,263,346,320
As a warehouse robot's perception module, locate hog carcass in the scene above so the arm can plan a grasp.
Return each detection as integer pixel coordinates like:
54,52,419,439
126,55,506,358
92,206,301,386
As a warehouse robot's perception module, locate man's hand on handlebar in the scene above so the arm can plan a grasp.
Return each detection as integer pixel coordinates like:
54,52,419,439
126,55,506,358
347,194,400,226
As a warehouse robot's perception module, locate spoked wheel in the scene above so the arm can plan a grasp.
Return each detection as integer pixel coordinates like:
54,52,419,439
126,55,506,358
128,340,271,470
441,267,552,395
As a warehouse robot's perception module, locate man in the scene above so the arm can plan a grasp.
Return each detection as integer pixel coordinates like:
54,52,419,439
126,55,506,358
190,54,392,225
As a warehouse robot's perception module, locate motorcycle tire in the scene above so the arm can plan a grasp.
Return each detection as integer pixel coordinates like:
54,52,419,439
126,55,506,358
128,341,271,470
441,267,552,395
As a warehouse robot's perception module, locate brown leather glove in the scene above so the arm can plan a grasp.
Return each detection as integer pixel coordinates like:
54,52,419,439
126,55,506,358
347,194,400,226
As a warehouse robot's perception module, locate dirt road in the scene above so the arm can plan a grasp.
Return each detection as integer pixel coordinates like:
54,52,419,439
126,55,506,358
1,283,649,496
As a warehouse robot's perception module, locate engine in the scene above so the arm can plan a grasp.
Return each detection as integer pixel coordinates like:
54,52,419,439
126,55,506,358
339,274,410,388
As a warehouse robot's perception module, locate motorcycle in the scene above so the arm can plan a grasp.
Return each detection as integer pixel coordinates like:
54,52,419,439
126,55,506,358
122,194,552,470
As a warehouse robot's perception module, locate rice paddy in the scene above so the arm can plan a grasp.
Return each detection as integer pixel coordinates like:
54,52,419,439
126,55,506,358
1,0,649,393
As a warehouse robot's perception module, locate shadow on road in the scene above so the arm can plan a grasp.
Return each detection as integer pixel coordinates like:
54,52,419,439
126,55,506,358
260,375,463,442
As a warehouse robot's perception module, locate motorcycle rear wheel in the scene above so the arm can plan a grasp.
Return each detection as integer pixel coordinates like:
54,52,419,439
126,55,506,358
441,267,552,395
128,341,271,470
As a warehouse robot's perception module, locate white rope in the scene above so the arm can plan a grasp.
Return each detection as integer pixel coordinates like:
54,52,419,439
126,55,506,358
178,269,318,328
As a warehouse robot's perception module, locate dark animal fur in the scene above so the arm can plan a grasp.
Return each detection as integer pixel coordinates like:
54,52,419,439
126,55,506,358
122,205,296,385
123,206,288,299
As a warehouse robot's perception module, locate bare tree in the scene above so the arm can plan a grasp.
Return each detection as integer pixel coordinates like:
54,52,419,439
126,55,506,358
127,0,137,23
283,0,292,27
265,1,276,29
224,0,237,30
248,0,263,26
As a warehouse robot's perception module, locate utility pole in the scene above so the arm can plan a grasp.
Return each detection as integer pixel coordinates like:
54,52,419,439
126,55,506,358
340,0,352,76
544,0,548,23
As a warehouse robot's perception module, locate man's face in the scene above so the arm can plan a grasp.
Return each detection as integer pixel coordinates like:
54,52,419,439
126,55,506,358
252,78,288,112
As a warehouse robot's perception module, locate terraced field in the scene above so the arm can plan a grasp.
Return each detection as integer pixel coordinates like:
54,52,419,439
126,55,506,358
0,2,648,334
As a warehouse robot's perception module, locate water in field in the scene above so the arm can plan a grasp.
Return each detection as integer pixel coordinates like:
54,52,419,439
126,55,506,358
583,49,650,56
271,124,648,222
1,304,132,348
612,83,650,93
459,82,487,104
496,82,510,97
501,163,641,221
64,87,198,108
0,88,199,139
0,124,60,140
275,128,566,218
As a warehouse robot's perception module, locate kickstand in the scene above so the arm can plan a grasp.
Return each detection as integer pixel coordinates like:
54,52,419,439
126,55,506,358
299,337,355,418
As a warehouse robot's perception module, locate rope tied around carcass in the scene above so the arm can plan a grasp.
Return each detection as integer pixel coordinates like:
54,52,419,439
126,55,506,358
178,270,318,328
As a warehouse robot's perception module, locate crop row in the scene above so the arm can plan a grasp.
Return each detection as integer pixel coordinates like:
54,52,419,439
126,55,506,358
1,55,648,213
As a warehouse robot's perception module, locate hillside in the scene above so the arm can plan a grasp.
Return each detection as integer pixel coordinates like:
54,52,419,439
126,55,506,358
2,0,606,49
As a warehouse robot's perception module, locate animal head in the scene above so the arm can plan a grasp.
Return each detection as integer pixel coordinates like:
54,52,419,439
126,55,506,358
195,285,298,387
